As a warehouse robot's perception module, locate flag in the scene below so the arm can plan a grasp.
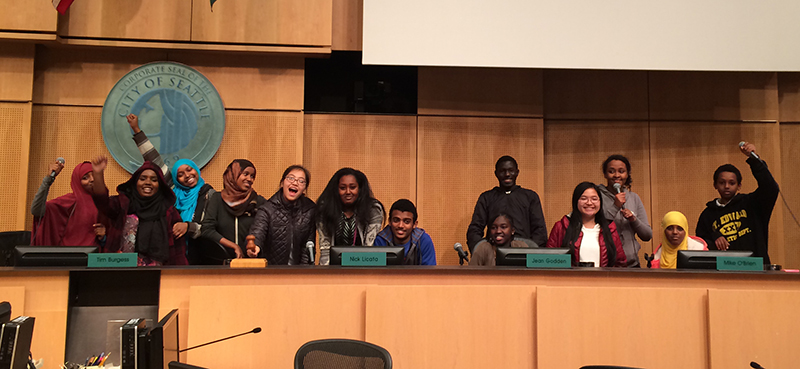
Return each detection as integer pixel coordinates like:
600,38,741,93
52,0,75,14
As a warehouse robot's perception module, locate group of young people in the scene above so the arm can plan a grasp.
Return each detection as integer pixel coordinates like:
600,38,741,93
30,112,778,268
467,142,778,269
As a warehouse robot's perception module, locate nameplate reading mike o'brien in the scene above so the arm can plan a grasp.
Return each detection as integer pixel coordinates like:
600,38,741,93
341,252,387,266
716,256,764,271
88,253,138,268
526,254,571,269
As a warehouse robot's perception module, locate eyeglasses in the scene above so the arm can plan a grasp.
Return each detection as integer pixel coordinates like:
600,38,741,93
285,176,306,185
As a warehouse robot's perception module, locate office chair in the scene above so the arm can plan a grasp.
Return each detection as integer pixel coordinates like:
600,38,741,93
294,339,392,369
580,366,644,369
0,231,31,266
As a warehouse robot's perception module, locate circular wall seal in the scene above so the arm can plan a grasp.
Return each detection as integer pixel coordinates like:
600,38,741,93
101,61,225,173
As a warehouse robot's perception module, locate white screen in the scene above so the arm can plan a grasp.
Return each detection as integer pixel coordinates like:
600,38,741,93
363,0,800,71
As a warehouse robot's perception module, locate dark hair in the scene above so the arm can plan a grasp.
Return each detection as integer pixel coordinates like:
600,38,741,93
602,154,633,188
561,182,618,266
713,164,742,184
281,164,311,188
495,155,518,171
389,199,417,222
486,213,515,244
316,168,385,237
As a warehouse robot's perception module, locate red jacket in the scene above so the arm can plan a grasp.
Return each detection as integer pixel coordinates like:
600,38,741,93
546,215,627,267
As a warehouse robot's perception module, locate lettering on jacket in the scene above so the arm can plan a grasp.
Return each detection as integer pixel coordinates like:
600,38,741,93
711,209,751,242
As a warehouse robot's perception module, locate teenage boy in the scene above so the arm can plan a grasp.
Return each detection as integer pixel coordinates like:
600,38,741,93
696,142,779,263
466,155,547,252
375,199,437,265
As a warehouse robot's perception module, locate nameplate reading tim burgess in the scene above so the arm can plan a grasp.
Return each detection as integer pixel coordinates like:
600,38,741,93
88,253,138,268
101,62,225,173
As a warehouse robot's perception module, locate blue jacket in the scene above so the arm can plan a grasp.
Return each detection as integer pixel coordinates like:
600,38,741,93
375,226,437,265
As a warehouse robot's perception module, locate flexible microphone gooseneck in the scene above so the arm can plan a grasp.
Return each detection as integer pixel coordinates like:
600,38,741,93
179,327,261,353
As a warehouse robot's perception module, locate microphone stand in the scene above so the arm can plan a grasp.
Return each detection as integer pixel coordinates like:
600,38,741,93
179,327,261,353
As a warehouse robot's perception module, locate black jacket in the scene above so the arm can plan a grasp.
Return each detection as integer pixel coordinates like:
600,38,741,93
200,191,267,260
249,191,317,265
696,157,779,264
466,185,548,252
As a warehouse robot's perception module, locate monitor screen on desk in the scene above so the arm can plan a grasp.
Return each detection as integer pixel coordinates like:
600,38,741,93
330,246,404,265
0,301,10,323
496,247,570,267
677,250,755,269
148,309,179,369
14,246,99,267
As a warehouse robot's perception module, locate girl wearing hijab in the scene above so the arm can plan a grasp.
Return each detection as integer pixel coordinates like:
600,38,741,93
90,156,187,266
31,159,106,246
546,182,627,267
316,168,384,265
248,165,316,265
201,159,266,260
470,213,528,266
651,211,708,269
171,159,215,264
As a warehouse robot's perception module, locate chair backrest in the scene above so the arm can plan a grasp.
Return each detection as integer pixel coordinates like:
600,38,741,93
294,339,392,369
0,231,31,266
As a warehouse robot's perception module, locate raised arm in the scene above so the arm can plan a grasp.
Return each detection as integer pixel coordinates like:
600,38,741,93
30,160,64,217
127,114,173,187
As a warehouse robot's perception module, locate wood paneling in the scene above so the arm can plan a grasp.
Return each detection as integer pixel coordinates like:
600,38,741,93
543,120,652,262
303,114,417,215
168,52,305,111
1,102,31,231
32,46,168,106
0,0,57,33
186,285,365,369
543,69,648,120
366,285,536,369
649,71,779,121
0,43,34,102
418,116,543,265
538,286,708,369
57,0,191,41
708,289,800,369
778,72,800,123
418,67,543,117
332,0,363,51
648,121,783,264
191,0,332,47
780,123,800,269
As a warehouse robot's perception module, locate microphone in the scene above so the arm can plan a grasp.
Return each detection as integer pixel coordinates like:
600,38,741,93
750,361,765,369
739,141,761,161
50,157,65,179
179,327,261,353
454,243,469,264
612,182,622,194
306,241,315,264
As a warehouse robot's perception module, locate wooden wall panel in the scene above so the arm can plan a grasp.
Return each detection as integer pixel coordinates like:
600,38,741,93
708,289,800,369
191,0,332,46
648,121,784,264
200,111,303,197
1,102,31,231
25,105,129,229
186,285,365,369
418,116,543,265
0,43,34,102
418,67,543,117
169,52,305,111
543,120,652,262
33,46,168,106
302,114,416,217
366,285,536,369
538,286,708,369
649,71,778,121
332,0,363,51
543,69,648,120
0,0,57,33
778,72,800,123
779,123,800,269
57,0,191,41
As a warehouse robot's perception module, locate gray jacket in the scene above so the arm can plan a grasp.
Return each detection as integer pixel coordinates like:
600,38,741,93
598,184,652,267
317,201,384,265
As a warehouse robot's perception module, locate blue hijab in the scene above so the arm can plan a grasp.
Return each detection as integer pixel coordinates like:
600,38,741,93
171,159,205,222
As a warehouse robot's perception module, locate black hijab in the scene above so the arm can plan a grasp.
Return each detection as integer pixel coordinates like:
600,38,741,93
117,162,175,263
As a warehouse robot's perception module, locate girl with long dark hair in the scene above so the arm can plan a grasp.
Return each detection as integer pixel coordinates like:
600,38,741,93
546,182,626,267
316,168,384,265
